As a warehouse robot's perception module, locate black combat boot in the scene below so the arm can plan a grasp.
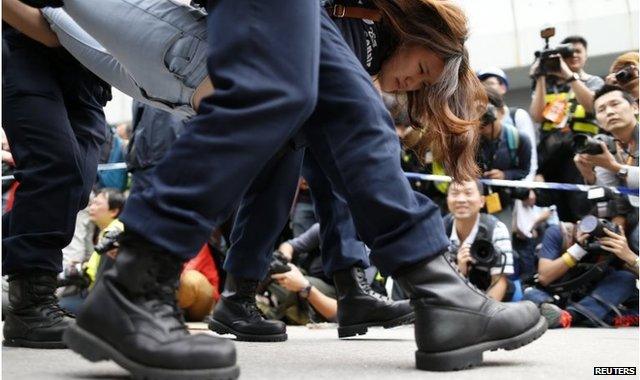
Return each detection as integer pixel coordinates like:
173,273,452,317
333,266,414,338
209,275,287,342
395,253,547,371
63,233,239,380
3,272,74,348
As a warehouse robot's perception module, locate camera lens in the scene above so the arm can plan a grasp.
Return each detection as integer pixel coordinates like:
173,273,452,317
470,239,496,266
578,215,599,236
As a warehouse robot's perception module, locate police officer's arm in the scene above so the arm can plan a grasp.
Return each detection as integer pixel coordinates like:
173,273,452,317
486,275,508,301
2,0,60,48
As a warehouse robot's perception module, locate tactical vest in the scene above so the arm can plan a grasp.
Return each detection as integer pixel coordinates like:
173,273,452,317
541,91,599,135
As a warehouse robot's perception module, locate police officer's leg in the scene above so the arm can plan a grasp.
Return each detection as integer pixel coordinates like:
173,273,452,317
302,153,414,338
59,54,109,211
302,154,368,274
210,147,303,342
300,11,545,371
64,1,319,378
2,41,83,348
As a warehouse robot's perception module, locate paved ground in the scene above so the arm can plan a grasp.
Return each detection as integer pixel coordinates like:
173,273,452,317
2,322,638,379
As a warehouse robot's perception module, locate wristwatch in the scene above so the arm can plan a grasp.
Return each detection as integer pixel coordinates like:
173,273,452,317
298,282,312,299
566,72,580,83
616,166,629,180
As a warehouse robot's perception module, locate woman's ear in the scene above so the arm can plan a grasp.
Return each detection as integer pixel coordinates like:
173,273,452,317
108,208,121,220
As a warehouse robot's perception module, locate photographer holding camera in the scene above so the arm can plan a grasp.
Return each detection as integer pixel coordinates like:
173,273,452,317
523,218,637,328
444,180,520,302
477,87,532,228
574,85,639,253
530,34,604,222
247,223,405,328
605,52,639,102
58,188,125,314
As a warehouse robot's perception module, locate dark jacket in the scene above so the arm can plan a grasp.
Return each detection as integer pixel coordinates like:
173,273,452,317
126,100,186,172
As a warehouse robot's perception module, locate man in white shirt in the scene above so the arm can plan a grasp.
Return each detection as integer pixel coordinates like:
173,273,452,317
444,180,519,302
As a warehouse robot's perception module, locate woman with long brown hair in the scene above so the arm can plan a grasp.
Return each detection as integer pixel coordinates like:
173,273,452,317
370,0,485,180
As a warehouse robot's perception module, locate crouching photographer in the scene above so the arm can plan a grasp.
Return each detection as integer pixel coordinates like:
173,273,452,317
444,180,521,302
523,212,638,328
574,85,639,252
256,224,339,325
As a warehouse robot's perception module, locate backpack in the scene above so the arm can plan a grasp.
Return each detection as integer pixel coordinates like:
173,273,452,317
501,121,521,168
443,213,498,244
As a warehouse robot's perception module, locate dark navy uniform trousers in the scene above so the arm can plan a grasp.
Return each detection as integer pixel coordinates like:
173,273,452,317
120,0,448,277
2,32,107,275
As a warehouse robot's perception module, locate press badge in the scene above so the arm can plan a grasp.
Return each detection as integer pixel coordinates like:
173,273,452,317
485,191,502,214
542,98,568,127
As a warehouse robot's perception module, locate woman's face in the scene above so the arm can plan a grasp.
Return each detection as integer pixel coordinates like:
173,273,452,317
88,193,116,228
378,43,445,93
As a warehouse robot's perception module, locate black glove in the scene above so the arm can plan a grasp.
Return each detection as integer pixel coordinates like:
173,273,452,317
19,0,64,8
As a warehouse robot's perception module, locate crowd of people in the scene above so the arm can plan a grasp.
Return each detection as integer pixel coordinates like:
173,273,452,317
1,0,638,378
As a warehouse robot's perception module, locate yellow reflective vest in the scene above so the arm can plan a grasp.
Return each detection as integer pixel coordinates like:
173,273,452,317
541,91,599,135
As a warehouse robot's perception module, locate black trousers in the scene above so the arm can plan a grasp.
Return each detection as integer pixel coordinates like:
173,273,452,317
2,33,108,275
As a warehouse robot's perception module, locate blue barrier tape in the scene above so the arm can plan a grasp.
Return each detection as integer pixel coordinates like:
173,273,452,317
2,163,638,196
404,172,640,197
1,162,127,181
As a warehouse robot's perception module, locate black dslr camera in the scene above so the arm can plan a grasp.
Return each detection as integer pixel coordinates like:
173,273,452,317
470,225,501,269
257,250,291,293
268,250,291,275
577,188,620,254
572,133,617,155
615,65,638,85
578,215,620,254
94,229,121,255
534,27,575,77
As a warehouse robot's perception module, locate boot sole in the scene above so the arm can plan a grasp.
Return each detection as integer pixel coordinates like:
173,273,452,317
415,316,548,371
3,338,67,349
338,311,415,338
64,324,240,380
208,319,288,342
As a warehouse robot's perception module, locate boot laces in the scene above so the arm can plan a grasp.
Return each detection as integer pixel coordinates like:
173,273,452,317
244,298,265,320
43,296,73,318
31,285,73,319
355,270,388,302
147,285,188,333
